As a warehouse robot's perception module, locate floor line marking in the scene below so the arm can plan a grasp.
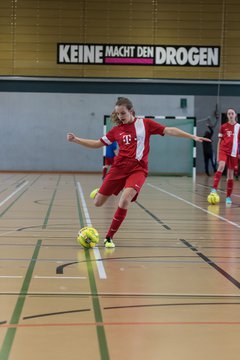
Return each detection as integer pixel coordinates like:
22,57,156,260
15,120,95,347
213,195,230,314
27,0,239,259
147,182,240,228
0,181,29,207
0,276,23,279
181,239,240,290
1,291,240,297
77,182,92,227
33,276,86,280
0,240,41,360
1,258,240,265
76,179,110,360
77,182,107,280
1,321,240,328
42,175,61,229
0,230,19,237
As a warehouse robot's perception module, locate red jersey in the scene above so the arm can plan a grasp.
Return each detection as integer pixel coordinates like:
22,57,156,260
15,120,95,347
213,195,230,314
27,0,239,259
100,117,165,171
219,122,240,157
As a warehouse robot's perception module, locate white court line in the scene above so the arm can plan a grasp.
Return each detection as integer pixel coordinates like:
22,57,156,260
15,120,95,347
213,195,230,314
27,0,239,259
77,182,107,280
0,181,29,207
147,182,240,229
0,182,30,235
0,230,18,237
0,276,23,279
1,291,239,298
34,276,86,280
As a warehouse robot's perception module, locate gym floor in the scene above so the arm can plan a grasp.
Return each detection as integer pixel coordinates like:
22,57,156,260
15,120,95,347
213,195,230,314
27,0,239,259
0,173,239,360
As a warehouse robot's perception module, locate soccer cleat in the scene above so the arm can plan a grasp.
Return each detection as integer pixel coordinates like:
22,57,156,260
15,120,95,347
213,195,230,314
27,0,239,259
225,197,232,205
104,237,115,248
210,188,217,194
90,188,99,199
207,188,217,200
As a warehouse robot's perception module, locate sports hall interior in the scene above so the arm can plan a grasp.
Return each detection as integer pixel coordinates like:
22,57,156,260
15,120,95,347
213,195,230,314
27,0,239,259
0,1,240,359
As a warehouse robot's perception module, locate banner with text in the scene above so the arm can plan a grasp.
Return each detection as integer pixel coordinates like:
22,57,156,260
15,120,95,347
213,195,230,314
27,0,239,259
57,44,220,67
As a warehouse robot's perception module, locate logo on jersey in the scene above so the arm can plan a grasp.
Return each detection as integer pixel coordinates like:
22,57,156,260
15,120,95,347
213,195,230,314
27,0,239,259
226,130,232,137
123,134,132,144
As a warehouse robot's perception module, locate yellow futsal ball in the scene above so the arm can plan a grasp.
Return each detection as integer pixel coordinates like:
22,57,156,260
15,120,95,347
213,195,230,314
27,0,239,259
207,192,220,205
77,226,100,249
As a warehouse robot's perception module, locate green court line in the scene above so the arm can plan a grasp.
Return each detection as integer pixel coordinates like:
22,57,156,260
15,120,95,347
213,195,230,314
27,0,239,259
85,250,110,360
0,239,42,360
74,175,110,360
42,175,61,229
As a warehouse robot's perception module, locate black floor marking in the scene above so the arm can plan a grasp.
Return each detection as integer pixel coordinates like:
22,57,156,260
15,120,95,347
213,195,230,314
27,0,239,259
17,223,78,231
135,201,171,230
56,261,78,274
104,302,240,310
197,252,240,289
180,239,198,252
56,255,201,274
34,199,76,207
181,239,240,289
17,225,44,231
23,308,91,320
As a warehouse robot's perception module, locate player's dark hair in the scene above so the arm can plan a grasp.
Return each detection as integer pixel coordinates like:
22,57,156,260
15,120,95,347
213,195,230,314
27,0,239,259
226,107,237,114
226,108,238,122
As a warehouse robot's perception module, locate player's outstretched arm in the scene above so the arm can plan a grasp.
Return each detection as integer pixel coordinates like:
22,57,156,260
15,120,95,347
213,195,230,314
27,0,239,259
67,132,104,148
164,127,212,143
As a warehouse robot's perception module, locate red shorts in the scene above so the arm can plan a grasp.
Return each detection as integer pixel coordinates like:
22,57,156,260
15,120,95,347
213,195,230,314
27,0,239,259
104,157,115,166
218,150,238,170
99,160,147,202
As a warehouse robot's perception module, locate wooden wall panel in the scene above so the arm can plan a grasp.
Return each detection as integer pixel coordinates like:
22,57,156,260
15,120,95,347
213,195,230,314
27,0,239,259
0,0,239,80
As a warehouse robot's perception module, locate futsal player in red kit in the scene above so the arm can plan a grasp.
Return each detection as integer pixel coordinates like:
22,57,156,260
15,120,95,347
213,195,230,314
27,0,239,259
209,108,240,205
67,97,211,248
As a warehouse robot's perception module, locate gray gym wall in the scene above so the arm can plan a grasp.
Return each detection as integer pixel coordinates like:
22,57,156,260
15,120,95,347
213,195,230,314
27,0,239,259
0,91,238,173
0,92,194,172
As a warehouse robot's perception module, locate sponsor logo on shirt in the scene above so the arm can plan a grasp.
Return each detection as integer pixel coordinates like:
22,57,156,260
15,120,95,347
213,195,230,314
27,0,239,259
123,134,132,144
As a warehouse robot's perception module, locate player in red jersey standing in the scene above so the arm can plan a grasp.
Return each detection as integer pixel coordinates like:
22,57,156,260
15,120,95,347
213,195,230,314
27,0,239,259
209,108,240,205
67,97,211,248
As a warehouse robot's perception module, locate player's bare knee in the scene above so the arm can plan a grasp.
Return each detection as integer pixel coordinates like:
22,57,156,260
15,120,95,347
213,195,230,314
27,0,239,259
94,200,102,207
93,197,103,207
93,195,103,207
94,194,109,207
120,193,134,208
120,198,130,208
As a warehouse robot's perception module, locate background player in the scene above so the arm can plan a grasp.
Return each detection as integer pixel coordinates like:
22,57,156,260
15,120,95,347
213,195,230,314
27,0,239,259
202,119,217,176
67,97,211,248
102,141,118,180
234,142,240,180
209,108,240,204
